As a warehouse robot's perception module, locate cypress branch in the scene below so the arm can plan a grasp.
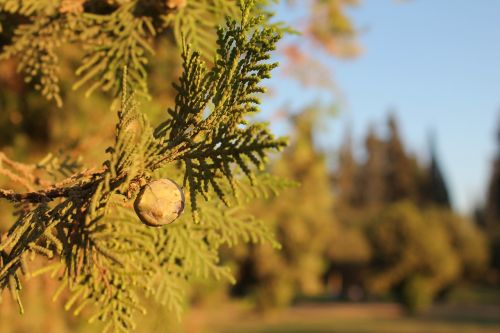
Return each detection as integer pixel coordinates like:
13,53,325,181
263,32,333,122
0,2,289,332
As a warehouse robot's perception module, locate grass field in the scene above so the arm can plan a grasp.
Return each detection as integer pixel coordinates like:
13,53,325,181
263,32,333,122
206,303,500,333
5,287,495,333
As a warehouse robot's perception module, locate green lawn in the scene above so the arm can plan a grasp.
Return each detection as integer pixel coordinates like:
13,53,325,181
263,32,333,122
218,318,500,333
208,302,500,333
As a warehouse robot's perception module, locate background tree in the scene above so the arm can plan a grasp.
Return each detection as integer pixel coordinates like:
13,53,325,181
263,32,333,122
329,129,371,299
331,114,488,312
383,114,418,203
334,129,361,213
483,118,500,282
366,202,461,313
422,133,451,208
360,126,386,209
231,110,338,310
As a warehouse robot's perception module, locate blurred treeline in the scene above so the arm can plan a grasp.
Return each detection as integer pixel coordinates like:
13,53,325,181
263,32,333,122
229,110,496,314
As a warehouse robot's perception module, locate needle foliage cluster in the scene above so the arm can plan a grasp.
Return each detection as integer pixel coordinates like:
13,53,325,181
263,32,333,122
0,0,247,105
0,1,289,332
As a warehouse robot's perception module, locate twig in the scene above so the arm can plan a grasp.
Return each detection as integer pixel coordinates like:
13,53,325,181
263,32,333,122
0,177,100,203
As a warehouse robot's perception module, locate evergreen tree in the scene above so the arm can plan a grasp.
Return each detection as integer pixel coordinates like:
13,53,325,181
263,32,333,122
383,114,416,203
360,126,385,208
424,132,451,208
232,110,338,310
485,120,500,230
335,129,360,212
366,201,488,313
366,202,461,313
484,118,500,277
332,114,488,309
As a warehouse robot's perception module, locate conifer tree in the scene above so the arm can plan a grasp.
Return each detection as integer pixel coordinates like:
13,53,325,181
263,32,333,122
366,201,488,313
335,129,360,213
0,1,290,332
331,129,373,299
484,118,500,276
232,110,338,310
366,202,461,313
486,121,500,230
384,114,416,203
360,126,385,208
332,115,488,308
424,133,451,208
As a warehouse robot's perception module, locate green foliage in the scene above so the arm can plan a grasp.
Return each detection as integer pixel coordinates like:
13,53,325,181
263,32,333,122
164,0,239,58
365,201,486,312
359,128,386,208
425,135,451,207
482,120,500,280
232,111,337,310
331,114,490,309
72,4,156,99
384,115,418,202
0,8,65,106
151,5,287,219
0,0,284,105
0,3,287,332
309,0,361,57
431,208,489,280
400,275,434,314
335,114,455,213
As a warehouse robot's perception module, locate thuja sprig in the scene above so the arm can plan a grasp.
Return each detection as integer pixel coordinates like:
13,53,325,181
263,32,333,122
0,0,253,104
0,1,287,332
150,0,287,218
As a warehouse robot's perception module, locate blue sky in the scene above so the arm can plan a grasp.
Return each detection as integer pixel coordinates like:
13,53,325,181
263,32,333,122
262,0,500,214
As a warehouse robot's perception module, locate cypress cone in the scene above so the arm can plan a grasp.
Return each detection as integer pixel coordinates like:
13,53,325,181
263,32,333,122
134,179,185,227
